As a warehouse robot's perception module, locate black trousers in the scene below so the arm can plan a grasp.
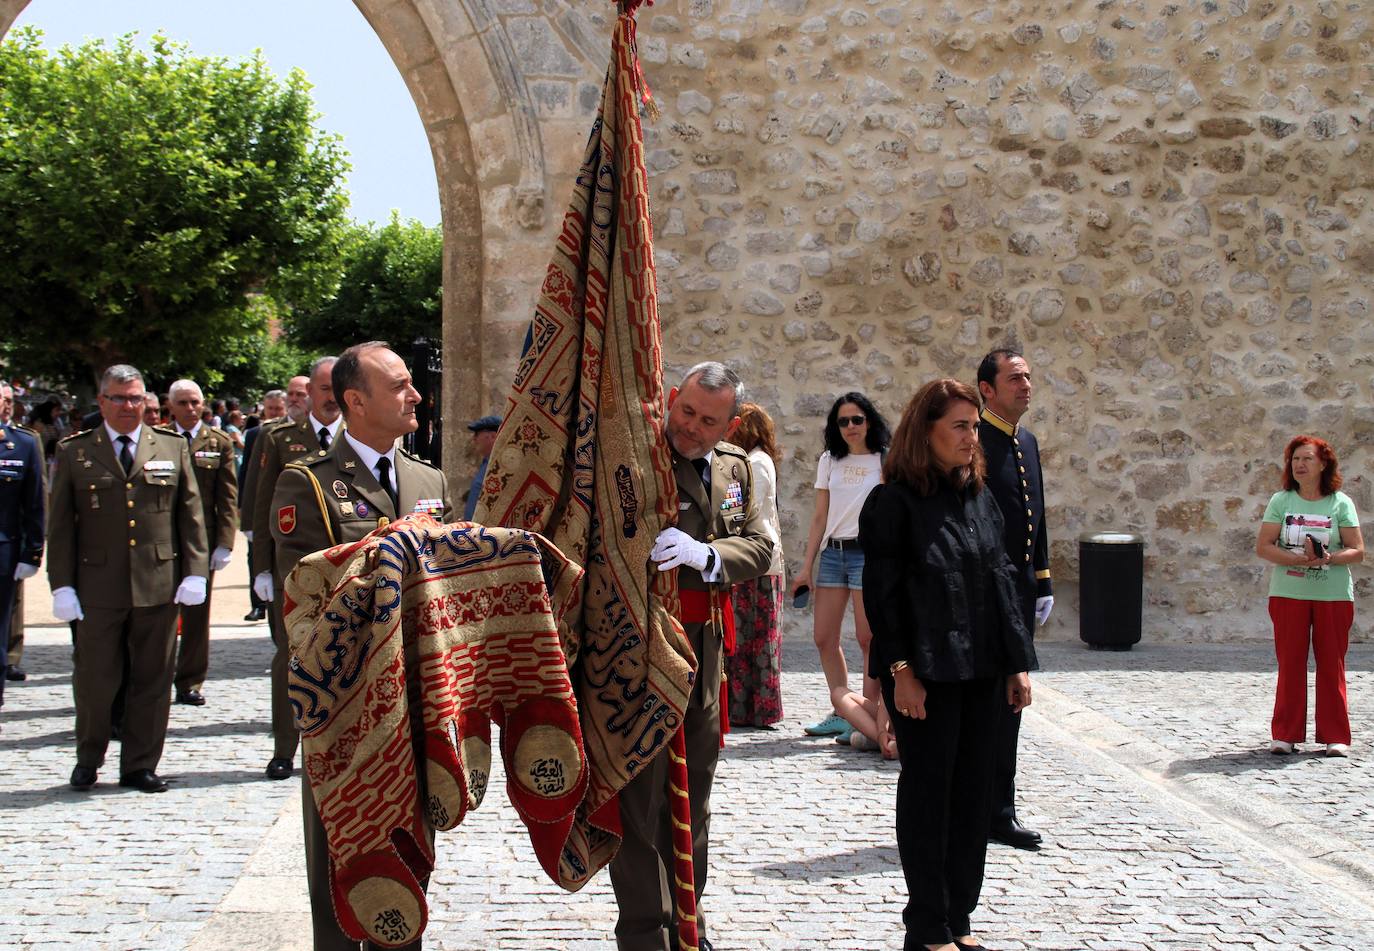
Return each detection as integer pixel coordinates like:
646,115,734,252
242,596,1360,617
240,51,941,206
992,605,1034,824
883,675,1000,948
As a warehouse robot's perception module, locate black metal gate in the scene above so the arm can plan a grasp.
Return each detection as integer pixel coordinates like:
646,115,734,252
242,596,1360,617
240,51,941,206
405,335,442,466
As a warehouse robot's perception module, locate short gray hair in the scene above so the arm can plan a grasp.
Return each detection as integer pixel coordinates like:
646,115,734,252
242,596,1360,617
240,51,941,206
100,364,144,392
263,389,286,402
309,356,337,380
168,379,202,401
680,361,744,417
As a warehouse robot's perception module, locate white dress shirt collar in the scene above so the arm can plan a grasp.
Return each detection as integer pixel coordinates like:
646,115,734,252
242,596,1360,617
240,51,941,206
104,422,143,448
175,421,202,440
308,414,343,441
343,431,397,487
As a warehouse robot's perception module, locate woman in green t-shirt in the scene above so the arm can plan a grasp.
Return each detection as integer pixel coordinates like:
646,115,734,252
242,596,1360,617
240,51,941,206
1254,435,1365,757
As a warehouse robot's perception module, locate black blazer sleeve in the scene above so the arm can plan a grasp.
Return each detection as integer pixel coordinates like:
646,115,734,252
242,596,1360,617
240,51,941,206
859,484,918,679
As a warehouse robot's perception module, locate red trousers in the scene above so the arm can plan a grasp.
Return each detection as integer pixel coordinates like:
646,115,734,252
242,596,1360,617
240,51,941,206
1268,596,1353,745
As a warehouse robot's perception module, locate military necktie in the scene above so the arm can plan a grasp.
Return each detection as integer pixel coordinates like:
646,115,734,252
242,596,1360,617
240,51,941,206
691,456,709,485
318,426,331,451
376,457,399,514
117,435,134,476
183,431,193,448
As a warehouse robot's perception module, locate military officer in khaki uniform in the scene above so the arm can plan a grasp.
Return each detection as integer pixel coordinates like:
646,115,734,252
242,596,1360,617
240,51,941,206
612,362,774,951
269,341,451,951
48,365,209,793
165,379,238,705
238,382,300,621
251,359,341,781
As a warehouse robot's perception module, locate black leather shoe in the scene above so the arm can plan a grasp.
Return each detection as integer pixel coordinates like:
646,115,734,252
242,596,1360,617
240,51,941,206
265,758,294,780
990,818,1042,850
174,689,206,706
244,607,266,622
70,765,98,789
699,938,714,951
5,665,26,681
119,769,169,793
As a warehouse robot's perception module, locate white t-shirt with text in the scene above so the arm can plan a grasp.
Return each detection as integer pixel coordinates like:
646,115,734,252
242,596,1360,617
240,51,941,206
814,450,883,544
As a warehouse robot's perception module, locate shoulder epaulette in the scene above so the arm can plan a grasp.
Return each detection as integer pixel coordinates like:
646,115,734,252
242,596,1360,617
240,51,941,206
397,447,441,470
11,423,38,437
153,424,180,436
715,441,749,459
58,429,93,445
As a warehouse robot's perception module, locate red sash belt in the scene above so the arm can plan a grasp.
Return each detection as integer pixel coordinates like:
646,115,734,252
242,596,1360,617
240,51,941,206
677,587,735,655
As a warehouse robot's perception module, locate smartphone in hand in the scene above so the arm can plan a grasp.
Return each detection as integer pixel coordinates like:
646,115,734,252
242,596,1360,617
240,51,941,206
792,585,811,609
1309,536,1327,560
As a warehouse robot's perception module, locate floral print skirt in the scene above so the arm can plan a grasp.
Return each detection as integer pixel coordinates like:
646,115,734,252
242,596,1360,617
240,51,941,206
727,573,784,727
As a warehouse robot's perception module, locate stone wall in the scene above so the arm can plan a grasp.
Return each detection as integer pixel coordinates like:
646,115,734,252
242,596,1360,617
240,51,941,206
6,0,1369,641
628,0,1374,642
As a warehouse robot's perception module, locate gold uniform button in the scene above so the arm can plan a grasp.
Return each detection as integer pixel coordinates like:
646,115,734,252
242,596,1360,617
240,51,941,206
126,483,134,490
1017,451,1024,459
129,539,137,547
1024,494,1031,502
127,500,134,509
1019,466,1026,474
1026,508,1033,517
1024,553,1031,562
1026,538,1033,546
706,534,716,542
128,519,136,528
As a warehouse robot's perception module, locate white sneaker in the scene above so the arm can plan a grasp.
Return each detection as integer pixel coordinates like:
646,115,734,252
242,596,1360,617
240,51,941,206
849,731,880,752
1269,740,1294,755
1326,743,1350,757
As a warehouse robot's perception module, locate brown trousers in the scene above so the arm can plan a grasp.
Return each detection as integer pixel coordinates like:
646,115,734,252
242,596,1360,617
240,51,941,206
302,768,429,950
73,603,179,774
173,572,215,695
609,620,722,951
269,597,300,761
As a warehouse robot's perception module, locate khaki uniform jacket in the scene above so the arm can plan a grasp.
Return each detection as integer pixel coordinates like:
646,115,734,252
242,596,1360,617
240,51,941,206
269,436,452,587
48,425,209,609
180,425,238,552
251,418,336,577
238,416,291,533
673,440,774,708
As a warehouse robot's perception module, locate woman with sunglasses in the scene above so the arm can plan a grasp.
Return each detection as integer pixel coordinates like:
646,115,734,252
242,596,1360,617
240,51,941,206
792,391,894,754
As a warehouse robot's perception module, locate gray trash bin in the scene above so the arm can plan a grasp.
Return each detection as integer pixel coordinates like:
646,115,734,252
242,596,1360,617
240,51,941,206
1078,531,1144,650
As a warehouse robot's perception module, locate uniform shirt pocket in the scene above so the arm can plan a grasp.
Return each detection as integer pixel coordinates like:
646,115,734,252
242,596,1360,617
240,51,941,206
155,542,176,562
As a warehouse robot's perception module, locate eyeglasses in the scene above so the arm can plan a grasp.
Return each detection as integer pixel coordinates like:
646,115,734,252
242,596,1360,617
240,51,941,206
838,415,867,428
101,393,147,407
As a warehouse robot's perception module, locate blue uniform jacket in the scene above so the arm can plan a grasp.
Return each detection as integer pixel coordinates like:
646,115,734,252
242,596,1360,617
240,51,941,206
979,408,1051,625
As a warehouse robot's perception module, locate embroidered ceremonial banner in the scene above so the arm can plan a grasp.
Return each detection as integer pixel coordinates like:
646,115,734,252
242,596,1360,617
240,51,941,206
285,515,587,948
475,6,693,888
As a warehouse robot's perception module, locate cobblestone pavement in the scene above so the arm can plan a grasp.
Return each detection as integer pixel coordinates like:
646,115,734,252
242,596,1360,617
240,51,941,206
2,560,1371,950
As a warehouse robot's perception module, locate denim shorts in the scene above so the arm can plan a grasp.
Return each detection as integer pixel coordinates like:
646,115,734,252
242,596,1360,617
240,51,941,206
816,543,864,590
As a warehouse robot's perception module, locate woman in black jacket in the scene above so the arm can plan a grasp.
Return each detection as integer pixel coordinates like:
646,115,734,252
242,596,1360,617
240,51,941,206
859,378,1036,951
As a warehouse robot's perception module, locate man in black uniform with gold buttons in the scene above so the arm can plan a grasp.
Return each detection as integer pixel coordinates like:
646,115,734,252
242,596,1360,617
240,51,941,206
976,348,1052,850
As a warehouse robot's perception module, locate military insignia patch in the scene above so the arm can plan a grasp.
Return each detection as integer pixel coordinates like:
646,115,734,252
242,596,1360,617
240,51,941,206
356,500,370,518
278,505,297,535
332,480,348,499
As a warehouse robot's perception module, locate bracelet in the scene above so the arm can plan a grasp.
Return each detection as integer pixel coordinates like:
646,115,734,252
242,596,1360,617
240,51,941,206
889,660,910,675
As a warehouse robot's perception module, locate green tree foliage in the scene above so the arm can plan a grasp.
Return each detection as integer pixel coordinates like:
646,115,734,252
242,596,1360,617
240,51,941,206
0,29,351,387
287,213,442,353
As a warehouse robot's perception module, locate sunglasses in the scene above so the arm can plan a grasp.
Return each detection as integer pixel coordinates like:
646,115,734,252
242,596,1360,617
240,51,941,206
838,415,867,428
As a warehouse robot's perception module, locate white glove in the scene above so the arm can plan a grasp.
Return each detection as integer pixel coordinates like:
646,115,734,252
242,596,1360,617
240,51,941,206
1035,595,1054,627
13,562,38,581
244,530,253,543
253,571,275,603
175,575,208,606
210,546,233,572
651,527,712,573
53,586,84,622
